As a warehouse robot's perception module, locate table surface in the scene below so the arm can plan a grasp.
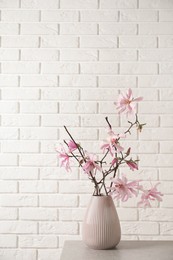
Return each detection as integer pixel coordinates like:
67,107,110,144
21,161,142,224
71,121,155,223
60,240,173,260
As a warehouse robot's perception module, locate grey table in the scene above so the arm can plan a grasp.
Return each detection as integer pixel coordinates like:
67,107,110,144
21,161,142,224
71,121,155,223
60,241,173,260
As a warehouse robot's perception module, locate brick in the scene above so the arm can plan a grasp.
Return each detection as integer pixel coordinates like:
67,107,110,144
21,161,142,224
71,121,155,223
41,140,57,153
39,194,78,207
19,181,57,193
2,115,39,127
2,62,39,74
121,235,138,240
161,195,173,208
161,116,173,127
139,49,173,61
59,208,85,221
159,10,173,21
1,10,39,22
40,167,78,180
39,221,78,234
0,23,18,35
159,168,173,181
160,36,173,47
0,128,18,140
100,49,137,61
99,75,136,87
21,23,58,35
139,115,159,127
0,168,38,180
0,76,18,86
42,88,79,100
0,235,17,247
120,62,157,74
0,181,17,193
21,75,57,87
80,62,118,74
99,23,137,35
117,208,137,221
123,168,158,181
100,0,137,8
160,223,173,235
2,141,39,153
0,0,19,8
21,49,59,61
160,63,173,74
81,88,118,100
21,0,59,9
120,140,159,154
160,88,173,100
60,23,97,35
60,101,97,114
121,222,159,235
20,208,57,221
160,181,173,194
119,36,157,48
60,49,97,61
0,49,19,60
60,0,98,9
2,88,39,100
139,128,173,140
41,63,78,74
19,154,57,166
139,23,173,35
139,154,173,167
42,10,78,22
0,221,37,234
19,235,57,248
0,101,18,113
59,75,96,87
41,36,78,48
138,75,173,87
60,127,97,140
79,194,93,207
99,101,119,114
41,114,79,127
139,208,173,221
0,208,17,220
59,181,92,193
0,195,38,206
139,0,173,9
81,115,119,127
80,36,117,48
2,36,39,48
20,102,57,113
81,10,118,21
120,10,157,22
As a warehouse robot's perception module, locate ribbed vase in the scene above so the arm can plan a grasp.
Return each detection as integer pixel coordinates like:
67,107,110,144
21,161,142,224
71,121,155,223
82,195,121,250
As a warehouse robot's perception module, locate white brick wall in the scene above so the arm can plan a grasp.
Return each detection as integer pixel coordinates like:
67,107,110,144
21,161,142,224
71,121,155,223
0,0,173,259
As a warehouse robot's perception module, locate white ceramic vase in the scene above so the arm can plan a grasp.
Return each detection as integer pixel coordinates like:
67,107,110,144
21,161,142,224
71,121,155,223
82,195,121,250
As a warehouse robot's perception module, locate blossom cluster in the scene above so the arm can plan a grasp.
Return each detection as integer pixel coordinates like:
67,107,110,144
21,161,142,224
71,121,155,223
56,89,163,207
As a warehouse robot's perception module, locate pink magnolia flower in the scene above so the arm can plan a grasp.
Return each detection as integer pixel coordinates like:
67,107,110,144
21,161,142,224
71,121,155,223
101,128,125,156
56,146,71,172
83,153,101,174
111,158,118,166
126,160,138,171
67,140,78,152
115,88,143,116
109,175,141,202
138,183,163,208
